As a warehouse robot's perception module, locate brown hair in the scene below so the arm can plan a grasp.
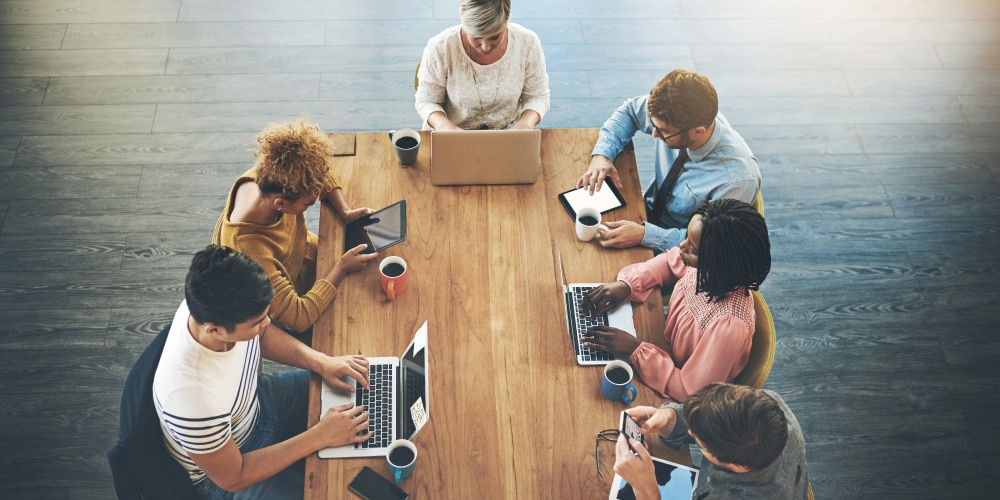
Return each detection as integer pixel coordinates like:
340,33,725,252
646,69,718,131
253,118,336,201
683,383,788,471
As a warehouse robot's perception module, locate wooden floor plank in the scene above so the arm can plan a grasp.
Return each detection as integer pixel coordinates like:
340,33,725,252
43,73,321,105
61,21,326,50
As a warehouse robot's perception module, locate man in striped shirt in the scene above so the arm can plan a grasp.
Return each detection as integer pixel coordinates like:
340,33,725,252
153,245,372,498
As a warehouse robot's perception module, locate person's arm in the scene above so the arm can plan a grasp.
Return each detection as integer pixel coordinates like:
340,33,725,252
639,222,686,253
615,248,687,303
325,187,372,223
513,29,549,128
578,96,652,193
189,404,369,492
632,314,752,402
258,322,370,392
415,36,457,129
510,109,541,129
613,435,661,500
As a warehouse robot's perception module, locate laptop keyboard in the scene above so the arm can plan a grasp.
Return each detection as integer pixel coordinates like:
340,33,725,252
354,362,394,449
570,287,614,362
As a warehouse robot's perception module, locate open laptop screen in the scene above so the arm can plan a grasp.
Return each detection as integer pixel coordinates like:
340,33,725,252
399,325,428,440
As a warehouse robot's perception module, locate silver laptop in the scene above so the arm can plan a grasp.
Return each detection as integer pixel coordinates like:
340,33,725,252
429,129,541,185
558,255,636,366
318,321,429,458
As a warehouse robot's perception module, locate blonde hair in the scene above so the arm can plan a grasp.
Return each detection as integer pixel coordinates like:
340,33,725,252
253,118,336,201
460,0,511,38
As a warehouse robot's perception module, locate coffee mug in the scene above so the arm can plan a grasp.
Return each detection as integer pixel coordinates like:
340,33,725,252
386,439,418,485
389,129,420,166
601,360,637,404
379,256,408,300
575,206,609,242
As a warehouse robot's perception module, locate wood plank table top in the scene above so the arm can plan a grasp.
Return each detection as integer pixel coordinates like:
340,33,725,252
305,128,689,499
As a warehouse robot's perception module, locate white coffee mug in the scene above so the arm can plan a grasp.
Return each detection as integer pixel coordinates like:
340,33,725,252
575,207,609,242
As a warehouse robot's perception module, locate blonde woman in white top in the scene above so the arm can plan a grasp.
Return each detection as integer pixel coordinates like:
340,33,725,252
415,0,550,130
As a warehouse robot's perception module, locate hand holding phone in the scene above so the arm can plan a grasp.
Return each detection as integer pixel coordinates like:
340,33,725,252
349,466,409,500
620,411,644,454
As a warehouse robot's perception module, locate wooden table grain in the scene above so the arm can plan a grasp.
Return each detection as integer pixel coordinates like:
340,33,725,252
305,128,689,499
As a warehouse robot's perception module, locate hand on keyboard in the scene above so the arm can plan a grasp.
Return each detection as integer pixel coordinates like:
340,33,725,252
580,281,630,318
317,403,371,448
581,325,642,357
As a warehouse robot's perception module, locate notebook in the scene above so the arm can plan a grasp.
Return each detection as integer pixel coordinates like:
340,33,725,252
318,321,429,458
558,254,636,366
429,129,541,185
609,456,700,500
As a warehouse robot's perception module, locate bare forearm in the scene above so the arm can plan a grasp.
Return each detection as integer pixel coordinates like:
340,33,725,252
260,324,321,372
225,427,322,491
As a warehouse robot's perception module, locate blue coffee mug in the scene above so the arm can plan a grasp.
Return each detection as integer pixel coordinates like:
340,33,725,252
386,439,417,485
601,360,637,404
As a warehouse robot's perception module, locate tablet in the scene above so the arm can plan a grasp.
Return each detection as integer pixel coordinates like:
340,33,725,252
344,199,406,254
609,456,699,500
558,182,626,220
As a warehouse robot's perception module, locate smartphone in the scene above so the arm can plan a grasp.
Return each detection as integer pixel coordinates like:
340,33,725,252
348,466,409,500
619,411,644,452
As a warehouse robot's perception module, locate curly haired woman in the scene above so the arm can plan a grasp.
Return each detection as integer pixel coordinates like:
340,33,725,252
213,118,378,335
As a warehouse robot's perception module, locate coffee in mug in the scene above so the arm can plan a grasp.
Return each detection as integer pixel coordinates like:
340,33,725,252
386,439,418,485
575,206,609,242
601,360,637,404
379,256,408,300
389,129,421,166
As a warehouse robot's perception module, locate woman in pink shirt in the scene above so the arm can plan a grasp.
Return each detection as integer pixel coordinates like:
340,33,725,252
582,199,771,402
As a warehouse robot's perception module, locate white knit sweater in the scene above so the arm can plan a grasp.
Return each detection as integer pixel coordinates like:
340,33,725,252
415,23,550,130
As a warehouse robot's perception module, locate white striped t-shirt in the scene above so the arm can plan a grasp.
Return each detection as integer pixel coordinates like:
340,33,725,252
152,300,260,484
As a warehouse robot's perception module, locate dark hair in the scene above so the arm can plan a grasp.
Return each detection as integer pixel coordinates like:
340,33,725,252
647,69,718,131
184,245,274,332
683,383,788,471
694,198,770,302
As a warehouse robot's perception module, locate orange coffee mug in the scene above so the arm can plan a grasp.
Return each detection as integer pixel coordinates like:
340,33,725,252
379,256,408,300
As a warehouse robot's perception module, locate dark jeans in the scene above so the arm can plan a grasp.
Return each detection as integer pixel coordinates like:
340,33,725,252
195,370,309,500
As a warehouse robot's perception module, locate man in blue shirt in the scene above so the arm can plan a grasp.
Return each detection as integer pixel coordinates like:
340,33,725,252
577,69,760,253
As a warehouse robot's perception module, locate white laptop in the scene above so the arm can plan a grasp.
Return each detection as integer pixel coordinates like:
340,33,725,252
558,254,636,366
318,321,429,458
429,129,541,185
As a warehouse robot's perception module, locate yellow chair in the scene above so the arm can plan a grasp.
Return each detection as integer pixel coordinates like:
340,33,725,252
732,290,776,389
414,61,421,90
752,190,764,216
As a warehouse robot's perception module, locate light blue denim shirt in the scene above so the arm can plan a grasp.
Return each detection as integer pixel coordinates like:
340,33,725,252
592,95,760,252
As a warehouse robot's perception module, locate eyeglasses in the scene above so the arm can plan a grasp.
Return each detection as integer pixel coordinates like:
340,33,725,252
652,124,687,141
595,428,620,477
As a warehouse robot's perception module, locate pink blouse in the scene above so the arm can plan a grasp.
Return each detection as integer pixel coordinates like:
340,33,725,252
618,248,754,402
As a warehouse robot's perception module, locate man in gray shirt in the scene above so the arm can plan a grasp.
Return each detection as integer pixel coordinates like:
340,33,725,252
614,383,809,499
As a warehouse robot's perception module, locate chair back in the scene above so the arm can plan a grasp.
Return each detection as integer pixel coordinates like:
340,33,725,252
414,60,421,90
108,324,198,499
732,290,776,389
752,190,764,216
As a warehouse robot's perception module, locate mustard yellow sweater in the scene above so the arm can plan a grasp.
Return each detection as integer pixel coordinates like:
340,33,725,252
213,167,341,333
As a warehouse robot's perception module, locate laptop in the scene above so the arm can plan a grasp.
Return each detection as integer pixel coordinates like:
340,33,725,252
429,129,541,185
318,321,429,458
558,254,636,366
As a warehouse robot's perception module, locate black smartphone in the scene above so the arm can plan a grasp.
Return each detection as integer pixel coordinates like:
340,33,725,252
348,466,409,500
620,411,644,452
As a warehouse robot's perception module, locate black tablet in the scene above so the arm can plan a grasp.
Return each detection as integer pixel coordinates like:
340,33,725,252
344,199,406,254
558,182,626,220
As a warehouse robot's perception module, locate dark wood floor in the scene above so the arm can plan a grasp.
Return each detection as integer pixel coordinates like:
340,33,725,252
2,0,999,498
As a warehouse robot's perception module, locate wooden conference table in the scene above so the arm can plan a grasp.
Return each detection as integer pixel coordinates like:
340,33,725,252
305,128,690,499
